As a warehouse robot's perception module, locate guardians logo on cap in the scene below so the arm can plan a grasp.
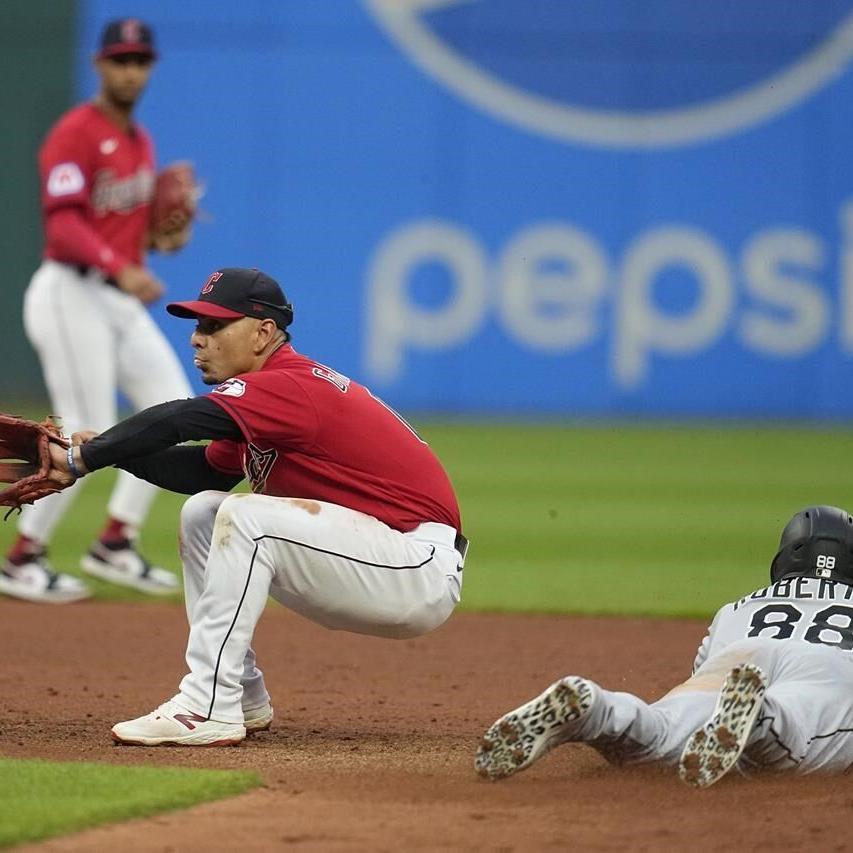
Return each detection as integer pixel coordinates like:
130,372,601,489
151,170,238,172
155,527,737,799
201,271,222,295
97,18,157,59
167,268,294,330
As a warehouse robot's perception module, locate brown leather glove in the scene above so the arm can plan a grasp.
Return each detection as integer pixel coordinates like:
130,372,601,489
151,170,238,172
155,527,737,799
0,415,71,514
149,161,201,253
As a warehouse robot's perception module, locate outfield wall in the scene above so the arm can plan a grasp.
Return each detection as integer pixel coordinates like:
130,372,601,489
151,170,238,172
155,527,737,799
0,2,75,398
11,2,853,417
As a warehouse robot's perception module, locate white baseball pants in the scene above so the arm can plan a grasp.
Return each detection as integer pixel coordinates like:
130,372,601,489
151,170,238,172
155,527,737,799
567,638,853,774
20,260,192,539
174,491,464,723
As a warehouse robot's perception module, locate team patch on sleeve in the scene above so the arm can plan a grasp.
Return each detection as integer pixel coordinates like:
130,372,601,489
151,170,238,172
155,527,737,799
213,378,247,397
46,162,85,197
245,443,278,492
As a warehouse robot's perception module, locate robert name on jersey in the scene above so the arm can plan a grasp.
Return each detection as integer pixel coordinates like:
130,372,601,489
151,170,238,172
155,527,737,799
732,576,853,610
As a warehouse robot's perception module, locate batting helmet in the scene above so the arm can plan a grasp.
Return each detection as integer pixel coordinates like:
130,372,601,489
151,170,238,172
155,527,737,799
770,505,853,584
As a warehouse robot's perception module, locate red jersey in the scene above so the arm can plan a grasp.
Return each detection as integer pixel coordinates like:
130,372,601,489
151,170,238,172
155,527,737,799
204,346,461,533
39,103,155,274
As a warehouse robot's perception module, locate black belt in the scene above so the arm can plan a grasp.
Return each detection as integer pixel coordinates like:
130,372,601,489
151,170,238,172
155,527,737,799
454,531,469,563
68,263,118,287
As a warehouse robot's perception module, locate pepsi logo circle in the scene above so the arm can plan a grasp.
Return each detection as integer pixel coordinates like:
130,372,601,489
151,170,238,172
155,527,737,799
366,0,853,147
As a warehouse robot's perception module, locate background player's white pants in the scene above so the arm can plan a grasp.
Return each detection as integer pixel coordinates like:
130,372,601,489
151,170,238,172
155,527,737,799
567,637,853,775
175,491,464,723
20,261,192,540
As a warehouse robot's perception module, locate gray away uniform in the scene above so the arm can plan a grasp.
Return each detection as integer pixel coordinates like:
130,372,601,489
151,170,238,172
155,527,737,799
573,577,853,775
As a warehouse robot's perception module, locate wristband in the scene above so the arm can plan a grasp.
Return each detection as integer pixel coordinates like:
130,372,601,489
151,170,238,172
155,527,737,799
67,445,84,479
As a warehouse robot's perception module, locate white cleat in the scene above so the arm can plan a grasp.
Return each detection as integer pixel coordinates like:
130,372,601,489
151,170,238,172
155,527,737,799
679,663,767,789
81,541,179,595
244,702,274,733
475,676,595,781
0,557,91,604
111,700,246,747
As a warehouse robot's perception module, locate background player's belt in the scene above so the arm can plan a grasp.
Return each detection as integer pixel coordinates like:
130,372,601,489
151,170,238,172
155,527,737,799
69,263,118,288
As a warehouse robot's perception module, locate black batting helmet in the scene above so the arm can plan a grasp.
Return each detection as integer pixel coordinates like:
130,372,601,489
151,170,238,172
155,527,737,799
770,505,853,584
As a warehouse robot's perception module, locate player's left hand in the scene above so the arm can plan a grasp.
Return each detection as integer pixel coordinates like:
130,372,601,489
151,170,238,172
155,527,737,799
0,414,73,511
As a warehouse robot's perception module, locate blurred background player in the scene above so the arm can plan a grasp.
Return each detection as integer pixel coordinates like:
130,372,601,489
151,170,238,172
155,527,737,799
0,18,193,604
475,505,853,787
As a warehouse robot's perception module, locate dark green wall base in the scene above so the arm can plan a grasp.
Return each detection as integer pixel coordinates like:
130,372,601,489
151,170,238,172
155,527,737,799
0,1,75,399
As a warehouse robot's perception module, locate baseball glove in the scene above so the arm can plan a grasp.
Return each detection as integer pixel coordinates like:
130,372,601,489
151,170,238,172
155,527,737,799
149,161,201,253
0,414,70,514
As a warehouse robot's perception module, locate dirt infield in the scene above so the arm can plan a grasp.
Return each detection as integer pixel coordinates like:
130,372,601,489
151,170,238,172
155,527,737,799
1,600,847,851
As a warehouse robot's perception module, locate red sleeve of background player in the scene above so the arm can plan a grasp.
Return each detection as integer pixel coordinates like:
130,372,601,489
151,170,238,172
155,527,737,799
205,372,319,449
43,208,128,278
205,440,245,475
39,120,93,215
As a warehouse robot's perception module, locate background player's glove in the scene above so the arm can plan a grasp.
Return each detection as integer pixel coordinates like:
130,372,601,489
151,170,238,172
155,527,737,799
149,161,202,253
0,414,71,513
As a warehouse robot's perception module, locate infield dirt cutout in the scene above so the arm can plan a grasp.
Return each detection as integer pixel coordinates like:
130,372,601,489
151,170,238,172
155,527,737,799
2,601,845,851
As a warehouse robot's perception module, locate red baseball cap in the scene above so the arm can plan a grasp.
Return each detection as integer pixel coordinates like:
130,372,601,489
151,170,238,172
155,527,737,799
167,268,294,330
97,18,157,60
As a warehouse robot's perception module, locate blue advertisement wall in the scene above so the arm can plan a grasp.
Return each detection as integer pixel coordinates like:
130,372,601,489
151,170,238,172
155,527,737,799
80,1,853,418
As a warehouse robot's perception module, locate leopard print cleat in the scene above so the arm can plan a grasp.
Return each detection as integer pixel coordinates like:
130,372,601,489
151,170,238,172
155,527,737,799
474,676,595,781
678,663,767,789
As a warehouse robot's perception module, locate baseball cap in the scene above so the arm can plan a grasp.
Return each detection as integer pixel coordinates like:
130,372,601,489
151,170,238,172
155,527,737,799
97,18,157,60
167,268,294,330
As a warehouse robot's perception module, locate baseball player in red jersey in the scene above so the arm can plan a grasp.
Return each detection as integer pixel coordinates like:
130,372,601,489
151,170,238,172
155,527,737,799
0,19,193,604
42,267,467,745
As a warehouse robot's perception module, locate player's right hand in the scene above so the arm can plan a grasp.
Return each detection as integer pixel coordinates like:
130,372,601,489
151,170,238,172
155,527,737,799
116,264,165,304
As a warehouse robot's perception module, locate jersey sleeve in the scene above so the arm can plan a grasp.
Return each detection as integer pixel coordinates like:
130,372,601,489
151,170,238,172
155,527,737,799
205,371,319,448
205,440,245,475
39,121,93,214
691,606,727,673
44,207,127,277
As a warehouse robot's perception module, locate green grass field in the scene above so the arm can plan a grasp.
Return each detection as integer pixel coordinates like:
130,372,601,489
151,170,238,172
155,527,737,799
3,420,852,617
428,421,853,617
0,759,260,848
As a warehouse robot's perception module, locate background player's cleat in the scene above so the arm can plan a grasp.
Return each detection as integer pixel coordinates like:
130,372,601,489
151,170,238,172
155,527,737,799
0,555,91,604
111,699,246,746
678,663,767,789
475,676,595,780
243,702,274,733
80,539,179,595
